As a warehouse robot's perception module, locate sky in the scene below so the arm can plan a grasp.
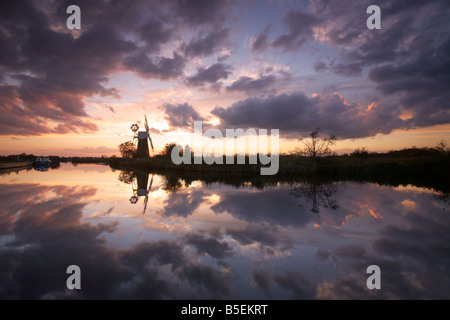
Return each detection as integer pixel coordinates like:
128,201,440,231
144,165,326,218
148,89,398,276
1,0,449,156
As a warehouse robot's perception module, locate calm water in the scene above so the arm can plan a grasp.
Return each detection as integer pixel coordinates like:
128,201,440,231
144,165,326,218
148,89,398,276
0,163,449,299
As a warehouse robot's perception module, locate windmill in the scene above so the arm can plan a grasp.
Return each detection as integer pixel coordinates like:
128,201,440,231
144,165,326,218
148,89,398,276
129,173,154,214
130,114,154,158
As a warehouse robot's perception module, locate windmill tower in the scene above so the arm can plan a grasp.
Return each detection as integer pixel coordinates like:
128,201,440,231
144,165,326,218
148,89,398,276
130,114,154,158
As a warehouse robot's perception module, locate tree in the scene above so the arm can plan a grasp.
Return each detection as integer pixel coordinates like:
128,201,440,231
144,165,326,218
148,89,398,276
160,143,177,157
435,140,448,154
351,147,370,157
299,128,336,161
118,141,136,158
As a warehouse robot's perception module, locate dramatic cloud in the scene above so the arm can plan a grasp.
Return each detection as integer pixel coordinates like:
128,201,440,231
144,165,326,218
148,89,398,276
251,24,272,52
226,75,277,94
183,28,231,58
271,10,320,51
226,223,293,253
0,2,130,135
308,0,450,127
183,232,232,259
185,63,232,87
163,103,205,131
1,175,449,299
162,189,208,218
173,0,231,27
331,63,363,77
1,0,449,142
0,183,234,299
211,188,317,228
137,19,174,53
212,91,402,139
123,51,186,80
0,0,236,136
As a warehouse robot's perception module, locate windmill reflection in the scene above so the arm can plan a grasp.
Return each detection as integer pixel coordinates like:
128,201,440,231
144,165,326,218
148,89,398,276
289,181,339,215
118,171,153,214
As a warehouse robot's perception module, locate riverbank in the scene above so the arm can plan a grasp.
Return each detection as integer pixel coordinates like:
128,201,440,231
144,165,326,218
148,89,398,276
107,152,450,193
0,161,33,169
108,153,450,176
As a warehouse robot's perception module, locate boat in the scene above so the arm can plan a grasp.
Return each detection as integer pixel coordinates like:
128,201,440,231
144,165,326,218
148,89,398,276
34,157,52,166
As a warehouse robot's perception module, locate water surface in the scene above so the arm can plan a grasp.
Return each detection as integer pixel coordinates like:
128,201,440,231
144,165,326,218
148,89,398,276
0,163,449,299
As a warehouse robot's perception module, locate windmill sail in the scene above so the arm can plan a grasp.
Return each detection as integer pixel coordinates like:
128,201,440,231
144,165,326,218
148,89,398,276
144,114,154,152
143,175,153,214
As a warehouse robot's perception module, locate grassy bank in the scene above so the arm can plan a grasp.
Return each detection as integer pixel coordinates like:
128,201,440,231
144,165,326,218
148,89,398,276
108,152,450,177
106,150,450,192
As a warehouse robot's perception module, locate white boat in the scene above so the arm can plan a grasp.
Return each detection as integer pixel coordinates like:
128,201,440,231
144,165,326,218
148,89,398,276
34,157,52,166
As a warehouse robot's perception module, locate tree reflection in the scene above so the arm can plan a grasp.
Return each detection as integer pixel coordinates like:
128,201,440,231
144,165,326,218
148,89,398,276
289,181,339,215
161,174,184,193
118,170,135,184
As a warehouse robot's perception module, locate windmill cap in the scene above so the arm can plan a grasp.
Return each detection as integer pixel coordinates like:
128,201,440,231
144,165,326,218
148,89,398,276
138,132,148,139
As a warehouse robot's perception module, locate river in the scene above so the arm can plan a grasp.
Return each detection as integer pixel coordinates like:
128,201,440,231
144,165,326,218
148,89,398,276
0,163,449,299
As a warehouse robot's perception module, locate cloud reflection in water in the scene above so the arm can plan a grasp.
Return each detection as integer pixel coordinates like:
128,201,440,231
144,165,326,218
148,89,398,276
0,166,449,299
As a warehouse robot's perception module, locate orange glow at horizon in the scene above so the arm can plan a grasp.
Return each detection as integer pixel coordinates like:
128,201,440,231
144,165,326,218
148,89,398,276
1,118,449,157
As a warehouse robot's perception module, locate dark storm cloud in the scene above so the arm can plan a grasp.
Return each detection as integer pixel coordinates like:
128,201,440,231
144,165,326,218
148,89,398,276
212,91,402,139
367,37,450,127
226,75,277,94
309,0,450,129
183,28,231,58
0,86,54,135
123,51,186,80
0,0,237,136
137,19,174,53
252,269,316,299
271,10,320,51
251,24,272,52
185,63,232,87
0,1,133,135
173,0,231,27
181,263,231,297
163,103,205,131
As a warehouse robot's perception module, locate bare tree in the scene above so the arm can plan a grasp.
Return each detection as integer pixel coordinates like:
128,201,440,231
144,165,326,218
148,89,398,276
298,128,336,161
435,140,448,154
